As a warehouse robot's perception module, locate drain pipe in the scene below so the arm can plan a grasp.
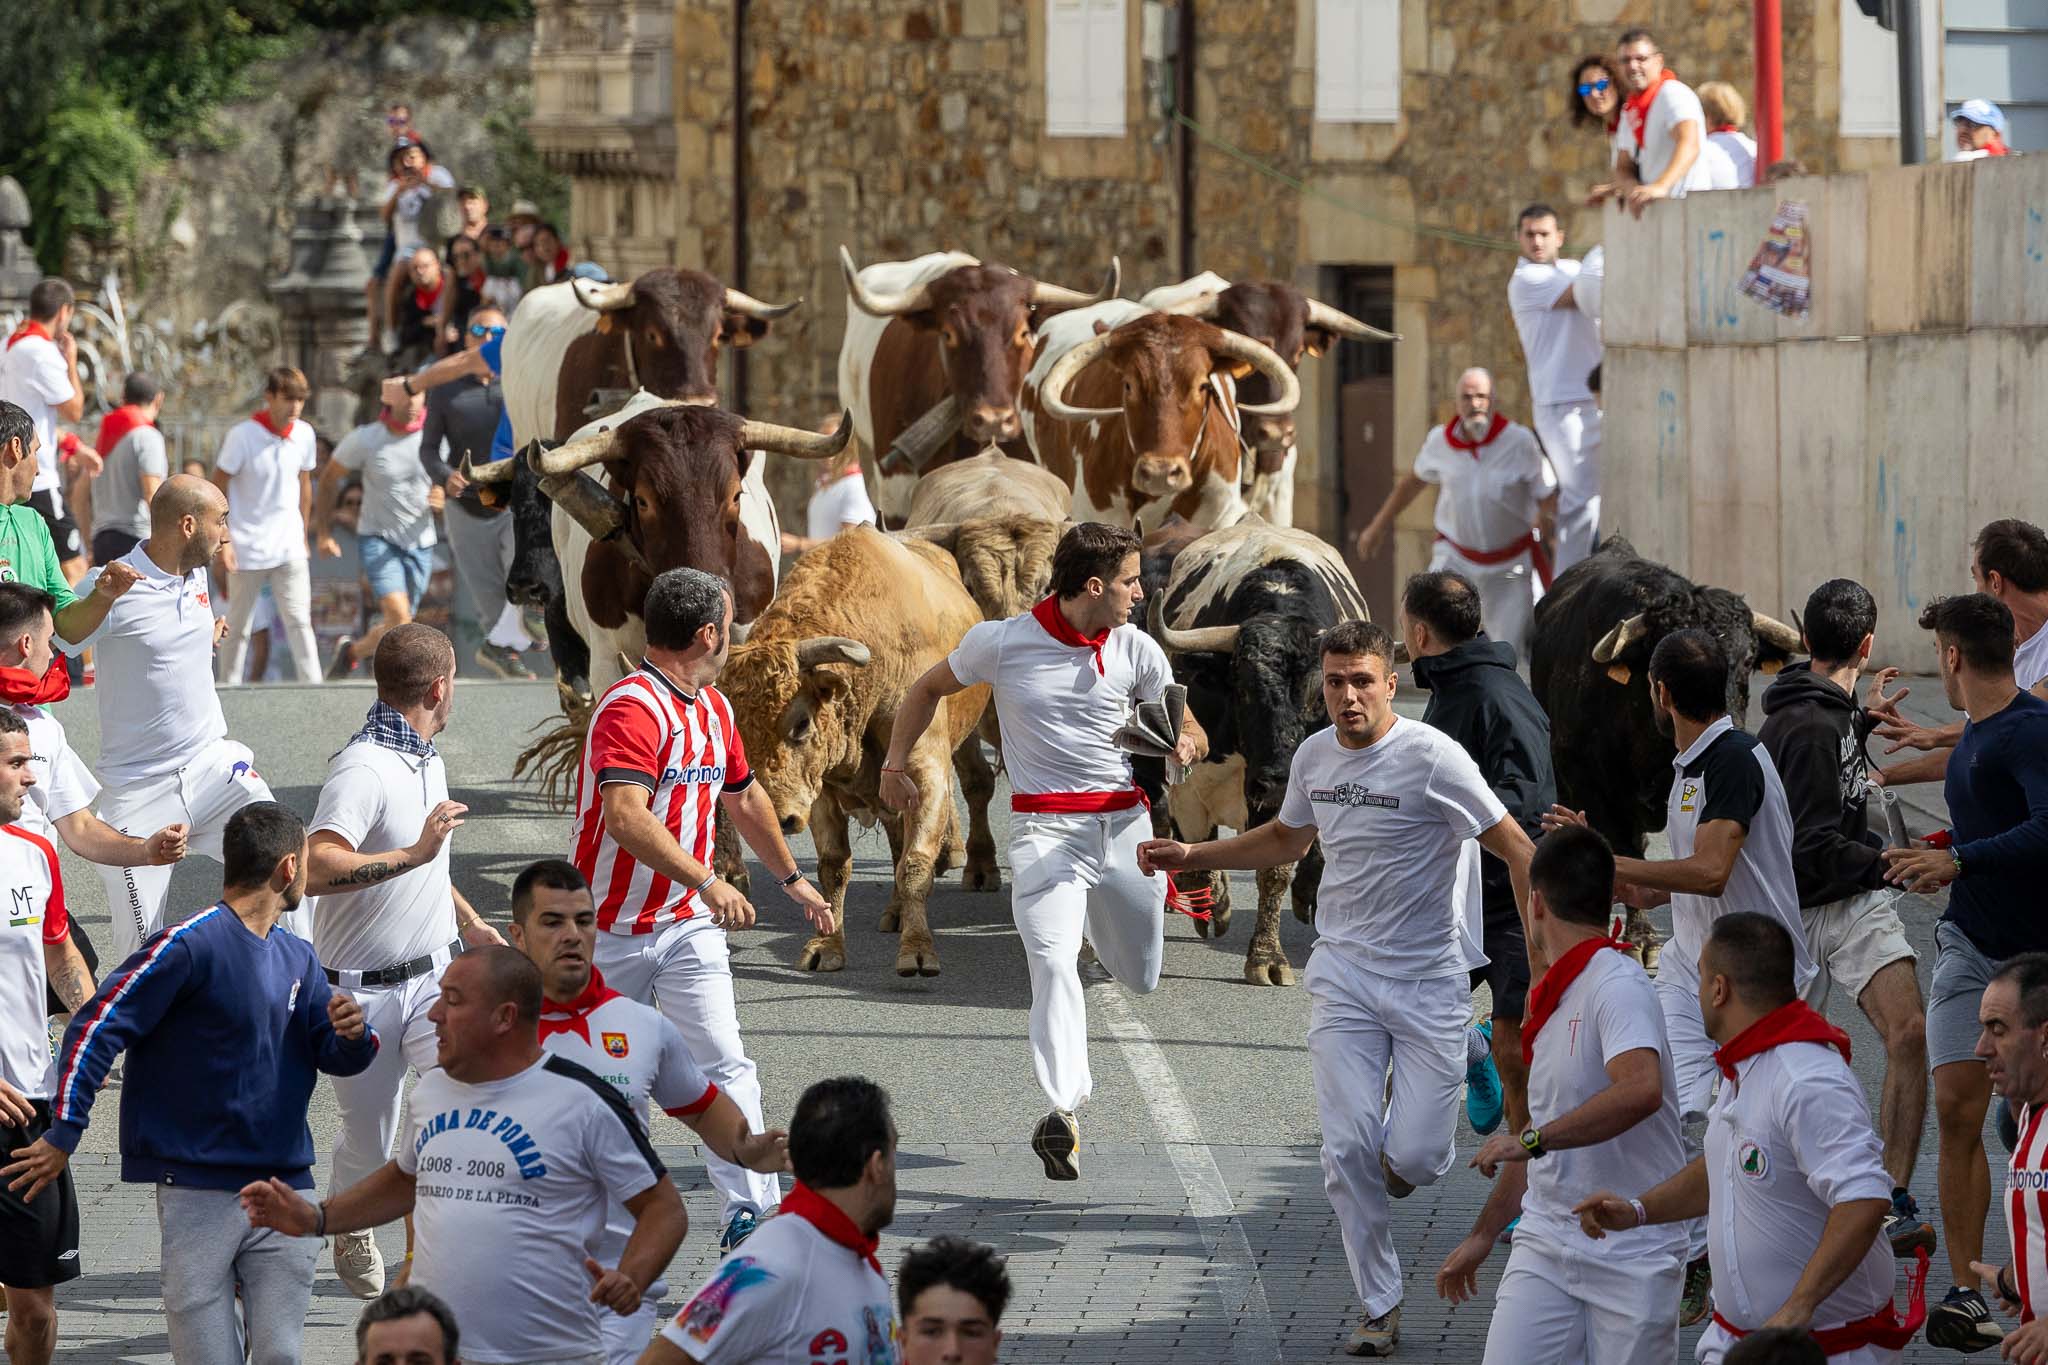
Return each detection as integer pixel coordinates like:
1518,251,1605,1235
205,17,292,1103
731,0,751,411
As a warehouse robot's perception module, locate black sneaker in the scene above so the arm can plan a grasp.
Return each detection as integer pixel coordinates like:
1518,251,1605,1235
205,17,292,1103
325,636,357,680
1884,1190,1936,1258
1031,1109,1079,1181
1926,1285,2006,1352
474,643,537,680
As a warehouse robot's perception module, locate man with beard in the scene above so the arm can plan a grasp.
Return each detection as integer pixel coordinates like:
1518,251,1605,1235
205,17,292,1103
1353,369,1555,660
4,802,378,1365
638,1076,901,1365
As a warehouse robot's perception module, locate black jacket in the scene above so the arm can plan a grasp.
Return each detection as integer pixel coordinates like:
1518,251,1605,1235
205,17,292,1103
1756,661,1887,908
1413,638,1555,922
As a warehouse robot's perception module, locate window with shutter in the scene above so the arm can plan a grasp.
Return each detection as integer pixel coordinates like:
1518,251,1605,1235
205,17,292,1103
1046,0,1127,137
1315,0,1401,124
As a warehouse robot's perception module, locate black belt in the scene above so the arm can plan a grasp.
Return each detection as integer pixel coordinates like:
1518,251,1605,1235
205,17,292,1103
324,939,463,989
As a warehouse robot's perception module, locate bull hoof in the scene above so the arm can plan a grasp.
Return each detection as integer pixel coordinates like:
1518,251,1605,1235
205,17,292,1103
1210,900,1233,937
1192,912,1214,940
962,855,1002,892
797,938,846,972
1244,956,1296,988
878,905,902,933
935,842,962,877
895,944,941,977
726,866,751,896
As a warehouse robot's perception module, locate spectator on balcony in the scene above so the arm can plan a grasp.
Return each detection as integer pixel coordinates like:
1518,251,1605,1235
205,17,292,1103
1589,29,1712,217
478,227,525,313
1698,81,1758,187
393,248,447,364
378,138,455,355
435,237,487,355
524,222,570,291
90,372,167,567
1952,99,2014,161
1569,54,1622,145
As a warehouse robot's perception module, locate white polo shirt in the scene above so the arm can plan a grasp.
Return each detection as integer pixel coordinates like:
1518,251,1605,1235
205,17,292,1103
71,546,227,787
661,1206,899,1365
10,702,97,839
1706,1040,1895,1331
1614,78,1716,197
0,331,73,500
1663,717,1813,992
1519,946,1689,1267
1508,258,1603,406
308,738,455,973
0,824,67,1098
1411,419,1549,557
399,1054,669,1365
215,416,318,572
1278,718,1506,978
948,611,1171,798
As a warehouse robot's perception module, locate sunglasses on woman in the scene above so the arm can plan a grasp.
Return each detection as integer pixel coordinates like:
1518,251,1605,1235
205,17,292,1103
1577,78,1611,96
468,323,506,339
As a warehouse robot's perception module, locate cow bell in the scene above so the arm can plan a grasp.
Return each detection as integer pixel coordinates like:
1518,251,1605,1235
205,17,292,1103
539,470,654,575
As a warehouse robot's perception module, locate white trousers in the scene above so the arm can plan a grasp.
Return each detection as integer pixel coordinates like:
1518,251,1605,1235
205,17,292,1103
1304,944,1469,1318
1534,399,1602,572
97,737,277,961
327,964,448,1194
1696,1321,1896,1365
593,918,780,1221
1009,807,1166,1112
220,559,320,684
1656,966,1717,1262
1484,1236,1683,1365
1430,540,1537,662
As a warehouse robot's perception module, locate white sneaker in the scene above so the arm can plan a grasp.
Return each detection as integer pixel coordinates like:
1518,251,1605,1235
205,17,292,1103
333,1230,385,1299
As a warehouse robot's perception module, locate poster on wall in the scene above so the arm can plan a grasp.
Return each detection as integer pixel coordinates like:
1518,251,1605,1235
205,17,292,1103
1740,201,1812,318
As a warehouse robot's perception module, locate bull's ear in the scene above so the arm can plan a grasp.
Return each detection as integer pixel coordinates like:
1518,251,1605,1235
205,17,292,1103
1303,326,1334,358
720,314,772,349
594,312,616,336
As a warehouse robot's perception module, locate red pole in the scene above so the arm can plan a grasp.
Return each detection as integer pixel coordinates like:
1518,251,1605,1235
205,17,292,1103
1755,0,1784,167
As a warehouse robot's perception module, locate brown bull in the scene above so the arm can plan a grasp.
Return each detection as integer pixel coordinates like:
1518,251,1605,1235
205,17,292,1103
721,527,995,977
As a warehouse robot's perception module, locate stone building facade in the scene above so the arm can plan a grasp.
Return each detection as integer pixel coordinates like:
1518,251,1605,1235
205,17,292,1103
530,0,1916,612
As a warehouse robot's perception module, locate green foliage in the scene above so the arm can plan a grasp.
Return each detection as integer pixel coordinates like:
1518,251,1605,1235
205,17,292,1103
15,87,156,274
483,95,571,230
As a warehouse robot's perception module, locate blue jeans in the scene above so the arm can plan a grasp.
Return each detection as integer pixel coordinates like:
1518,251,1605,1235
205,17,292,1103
359,535,434,609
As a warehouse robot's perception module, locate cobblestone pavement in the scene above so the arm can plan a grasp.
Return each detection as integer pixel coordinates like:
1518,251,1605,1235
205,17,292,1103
37,678,1999,1362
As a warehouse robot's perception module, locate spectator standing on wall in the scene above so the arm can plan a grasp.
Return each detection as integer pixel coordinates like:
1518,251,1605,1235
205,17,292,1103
393,248,448,363
1952,100,2014,160
1590,28,1714,217
90,373,167,566
1698,81,1759,187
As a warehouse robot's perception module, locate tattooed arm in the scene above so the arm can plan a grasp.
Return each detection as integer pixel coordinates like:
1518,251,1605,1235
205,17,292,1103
307,800,468,895
44,933,95,1013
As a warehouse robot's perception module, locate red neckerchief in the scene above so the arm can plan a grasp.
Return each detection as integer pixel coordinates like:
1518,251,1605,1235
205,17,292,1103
0,658,69,706
95,403,153,458
1031,594,1110,675
1443,412,1507,455
550,246,570,274
536,967,622,1045
5,320,50,351
56,432,79,461
465,268,486,292
1710,123,1740,134
382,405,427,435
1521,935,1630,1065
413,279,445,312
1981,135,2012,157
1623,69,1678,152
251,409,298,440
1713,999,1852,1084
781,1181,881,1274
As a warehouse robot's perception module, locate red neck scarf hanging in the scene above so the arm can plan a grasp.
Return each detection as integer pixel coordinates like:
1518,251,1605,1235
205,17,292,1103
1623,69,1678,152
1710,123,1741,135
251,409,297,440
536,968,622,1044
381,405,427,435
5,320,51,351
1031,595,1110,675
781,1182,882,1274
1521,935,1630,1065
1714,999,1852,1083
1444,412,1507,455
413,279,445,313
0,658,70,706
95,404,153,458
1980,134,2012,157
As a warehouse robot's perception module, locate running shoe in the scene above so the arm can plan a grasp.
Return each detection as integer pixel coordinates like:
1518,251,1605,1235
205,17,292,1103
1465,1020,1504,1137
333,1230,385,1299
717,1207,761,1253
1884,1190,1936,1258
474,642,536,680
1678,1254,1712,1327
1925,1285,2005,1352
325,636,357,680
1032,1108,1080,1181
1346,1305,1399,1357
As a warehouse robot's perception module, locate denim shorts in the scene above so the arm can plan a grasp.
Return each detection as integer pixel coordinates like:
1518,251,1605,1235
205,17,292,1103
359,535,434,609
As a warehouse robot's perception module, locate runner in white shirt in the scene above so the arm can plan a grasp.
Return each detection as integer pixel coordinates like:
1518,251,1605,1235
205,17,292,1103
66,476,278,961
308,624,502,1300
241,946,688,1365
640,1076,901,1365
1598,29,1714,215
1139,617,1534,1358
0,281,95,570
1354,369,1555,660
1968,954,2048,1357
1547,626,1813,1326
1434,825,1689,1365
1580,913,1915,1365
883,523,1203,1182
1508,207,1604,572
213,366,322,684
509,857,793,1365
782,451,878,555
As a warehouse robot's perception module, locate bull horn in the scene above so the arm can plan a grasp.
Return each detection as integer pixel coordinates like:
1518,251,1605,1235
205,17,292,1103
1209,329,1301,417
571,277,637,312
1037,329,1122,422
796,636,872,670
729,620,752,645
1753,609,1803,655
461,451,517,484
840,244,942,317
1156,291,1221,319
532,425,622,477
722,287,801,320
1305,297,1401,343
1148,592,1240,655
1030,256,1122,310
738,412,855,461
1592,611,1649,663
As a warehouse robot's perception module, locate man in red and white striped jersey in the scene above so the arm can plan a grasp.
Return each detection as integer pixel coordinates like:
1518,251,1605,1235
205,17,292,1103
1969,953,2048,1359
569,567,831,1252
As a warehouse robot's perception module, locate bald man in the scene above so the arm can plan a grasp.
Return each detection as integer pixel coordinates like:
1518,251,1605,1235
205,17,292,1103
1355,370,1557,660
70,476,284,957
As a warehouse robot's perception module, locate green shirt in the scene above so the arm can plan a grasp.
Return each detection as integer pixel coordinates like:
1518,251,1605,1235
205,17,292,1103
0,504,78,609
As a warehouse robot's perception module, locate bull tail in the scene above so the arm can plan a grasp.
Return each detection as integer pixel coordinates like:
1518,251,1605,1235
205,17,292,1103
512,687,597,810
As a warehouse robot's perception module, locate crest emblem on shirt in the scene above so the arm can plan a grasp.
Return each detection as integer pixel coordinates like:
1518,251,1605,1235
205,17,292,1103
1309,782,1399,810
1679,780,1700,813
1737,1139,1768,1179
602,1031,629,1058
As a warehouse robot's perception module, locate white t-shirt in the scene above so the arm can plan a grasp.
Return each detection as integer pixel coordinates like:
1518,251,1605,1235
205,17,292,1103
948,611,1171,797
308,738,455,972
1278,718,1507,978
0,824,66,1098
334,421,436,550
70,545,228,786
1508,258,1603,406
661,1207,899,1365
805,469,877,544
1698,137,1742,190
1614,78,1716,198
1709,128,1758,187
1519,947,1689,1265
385,164,458,256
399,1054,668,1365
2016,621,2048,693
1410,419,1549,555
1706,1040,1895,1331
539,977,720,1266
215,417,318,571
0,333,73,499
10,703,97,838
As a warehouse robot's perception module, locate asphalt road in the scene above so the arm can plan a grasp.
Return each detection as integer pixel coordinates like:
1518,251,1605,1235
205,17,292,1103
40,675,2003,1363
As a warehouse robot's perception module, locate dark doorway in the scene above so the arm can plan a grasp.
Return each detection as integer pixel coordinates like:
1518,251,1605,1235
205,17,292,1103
1328,266,1398,620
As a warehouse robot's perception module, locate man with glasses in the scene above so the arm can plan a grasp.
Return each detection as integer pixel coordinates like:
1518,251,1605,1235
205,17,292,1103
1592,27,1712,217
434,236,488,355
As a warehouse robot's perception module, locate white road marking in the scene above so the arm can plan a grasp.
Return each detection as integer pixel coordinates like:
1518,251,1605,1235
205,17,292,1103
1086,962,1285,1364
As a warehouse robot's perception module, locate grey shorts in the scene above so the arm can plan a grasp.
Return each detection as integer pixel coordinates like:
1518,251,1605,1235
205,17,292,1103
1929,919,2001,1070
1800,889,1916,1016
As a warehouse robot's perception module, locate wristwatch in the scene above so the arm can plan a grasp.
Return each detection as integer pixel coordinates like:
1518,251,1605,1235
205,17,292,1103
1519,1127,1547,1159
401,374,416,396
778,868,806,888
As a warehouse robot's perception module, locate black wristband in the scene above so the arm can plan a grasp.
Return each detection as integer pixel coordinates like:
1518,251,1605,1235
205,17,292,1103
401,375,416,396
315,1199,328,1238
778,869,805,887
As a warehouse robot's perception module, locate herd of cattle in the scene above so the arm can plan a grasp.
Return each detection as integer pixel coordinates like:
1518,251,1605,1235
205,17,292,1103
457,252,1804,984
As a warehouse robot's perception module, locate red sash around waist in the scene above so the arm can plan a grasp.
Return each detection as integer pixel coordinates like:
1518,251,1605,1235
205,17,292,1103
1436,531,1555,590
1011,788,1149,814
1710,1248,1929,1354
